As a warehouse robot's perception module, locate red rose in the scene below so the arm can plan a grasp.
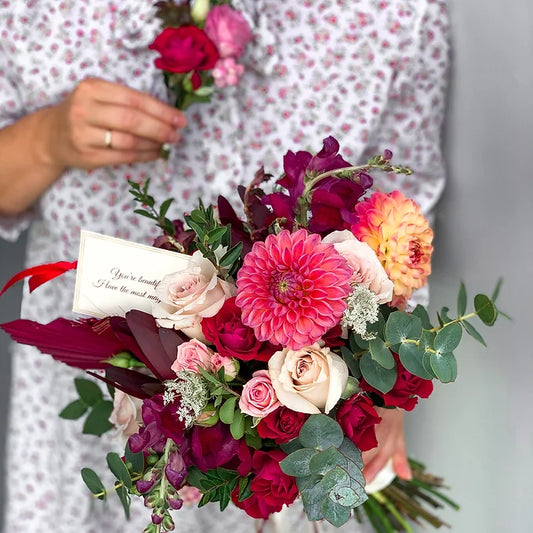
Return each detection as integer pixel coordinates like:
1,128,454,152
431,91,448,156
231,450,299,519
149,26,219,74
257,406,309,444
360,353,433,411
201,297,276,362
335,394,382,451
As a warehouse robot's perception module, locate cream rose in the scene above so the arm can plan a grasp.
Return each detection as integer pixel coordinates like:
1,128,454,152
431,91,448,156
323,230,393,304
268,343,349,414
152,251,236,332
109,390,143,441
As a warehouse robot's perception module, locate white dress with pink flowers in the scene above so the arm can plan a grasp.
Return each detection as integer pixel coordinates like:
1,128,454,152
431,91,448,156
0,0,449,531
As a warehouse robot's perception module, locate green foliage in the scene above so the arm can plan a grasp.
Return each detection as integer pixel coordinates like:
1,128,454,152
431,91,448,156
191,468,241,512
81,468,106,500
280,415,367,527
359,352,397,394
59,378,113,436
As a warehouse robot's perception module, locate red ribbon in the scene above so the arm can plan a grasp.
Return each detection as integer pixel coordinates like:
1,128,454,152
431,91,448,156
0,260,78,296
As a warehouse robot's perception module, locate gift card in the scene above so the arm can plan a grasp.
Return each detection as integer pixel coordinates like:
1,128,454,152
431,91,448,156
73,230,189,318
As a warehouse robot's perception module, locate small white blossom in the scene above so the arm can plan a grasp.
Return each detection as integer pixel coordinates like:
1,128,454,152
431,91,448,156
163,372,209,428
342,285,380,338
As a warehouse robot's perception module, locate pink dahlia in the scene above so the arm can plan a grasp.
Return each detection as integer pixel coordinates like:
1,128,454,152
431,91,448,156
352,191,433,308
235,229,353,350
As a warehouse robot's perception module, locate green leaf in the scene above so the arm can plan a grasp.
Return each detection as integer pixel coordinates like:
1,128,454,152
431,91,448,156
81,468,106,500
457,282,467,316
300,475,327,521
219,396,237,425
430,351,458,383
339,437,364,471
59,399,88,419
474,294,498,326
321,496,352,527
359,352,397,394
238,476,253,502
384,312,422,347
75,378,103,406
133,208,153,218
462,319,487,346
280,448,318,477
434,322,462,354
280,438,304,455
219,242,243,268
159,198,174,218
329,486,359,507
340,346,361,379
107,452,132,489
124,442,145,475
186,218,205,238
82,400,113,436
115,483,131,519
368,338,395,369
492,278,503,302
398,342,433,379
309,447,346,476
321,465,351,492
411,305,433,330
298,414,344,450
230,409,245,440
206,226,228,244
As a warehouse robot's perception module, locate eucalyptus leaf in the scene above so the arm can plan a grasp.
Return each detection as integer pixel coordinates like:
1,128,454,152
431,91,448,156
280,438,304,455
321,496,352,527
81,468,106,500
411,305,433,330
309,447,346,476
329,486,359,508
462,319,487,346
399,342,433,379
384,312,422,347
368,338,395,369
107,452,132,489
359,352,397,394
280,448,318,477
430,351,458,383
457,282,467,316
434,322,462,354
124,442,145,475
321,466,351,492
298,415,344,450
300,475,327,521
115,483,131,519
474,294,498,326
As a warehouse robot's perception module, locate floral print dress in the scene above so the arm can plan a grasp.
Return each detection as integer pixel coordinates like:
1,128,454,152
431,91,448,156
0,0,449,531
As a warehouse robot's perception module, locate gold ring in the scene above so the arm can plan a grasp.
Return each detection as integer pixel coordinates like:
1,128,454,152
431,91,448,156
104,130,113,149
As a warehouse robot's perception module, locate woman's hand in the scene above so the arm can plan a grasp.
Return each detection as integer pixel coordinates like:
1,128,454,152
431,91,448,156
0,77,187,216
362,407,412,483
41,77,187,172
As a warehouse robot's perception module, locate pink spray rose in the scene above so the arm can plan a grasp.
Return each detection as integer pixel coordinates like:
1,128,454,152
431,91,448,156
204,5,252,58
239,370,281,418
172,338,237,378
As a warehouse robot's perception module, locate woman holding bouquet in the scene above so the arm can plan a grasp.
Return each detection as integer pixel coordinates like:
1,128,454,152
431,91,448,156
0,0,449,531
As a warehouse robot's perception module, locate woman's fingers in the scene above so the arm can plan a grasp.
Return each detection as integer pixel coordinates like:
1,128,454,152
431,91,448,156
85,126,165,152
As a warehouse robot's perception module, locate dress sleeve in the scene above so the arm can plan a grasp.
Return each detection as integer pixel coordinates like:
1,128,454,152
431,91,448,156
0,40,35,242
361,0,450,217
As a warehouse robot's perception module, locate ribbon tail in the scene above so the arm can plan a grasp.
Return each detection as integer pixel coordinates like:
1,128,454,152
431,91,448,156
0,260,78,296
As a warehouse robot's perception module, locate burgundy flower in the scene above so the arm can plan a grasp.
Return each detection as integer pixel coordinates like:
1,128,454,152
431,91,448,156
257,406,309,444
165,450,187,490
201,297,276,362
231,450,299,519
360,353,433,411
190,422,240,472
335,394,382,451
149,26,219,74
141,394,187,447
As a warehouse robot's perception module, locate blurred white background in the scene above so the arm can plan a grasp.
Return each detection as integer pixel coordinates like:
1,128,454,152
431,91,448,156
1,0,532,531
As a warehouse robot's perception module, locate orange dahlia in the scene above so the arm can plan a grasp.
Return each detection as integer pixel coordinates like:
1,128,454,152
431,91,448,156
352,191,433,307
235,229,353,350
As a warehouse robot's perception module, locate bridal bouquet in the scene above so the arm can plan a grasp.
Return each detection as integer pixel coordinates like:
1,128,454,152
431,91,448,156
1,137,502,532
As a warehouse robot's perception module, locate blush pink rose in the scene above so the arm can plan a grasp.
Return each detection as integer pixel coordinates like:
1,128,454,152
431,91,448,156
172,339,237,379
109,390,143,440
323,230,394,304
204,5,252,58
153,251,236,335
239,370,280,418
268,343,349,414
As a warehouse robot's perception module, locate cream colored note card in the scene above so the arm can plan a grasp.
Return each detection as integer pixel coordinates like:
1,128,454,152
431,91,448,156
73,230,189,318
